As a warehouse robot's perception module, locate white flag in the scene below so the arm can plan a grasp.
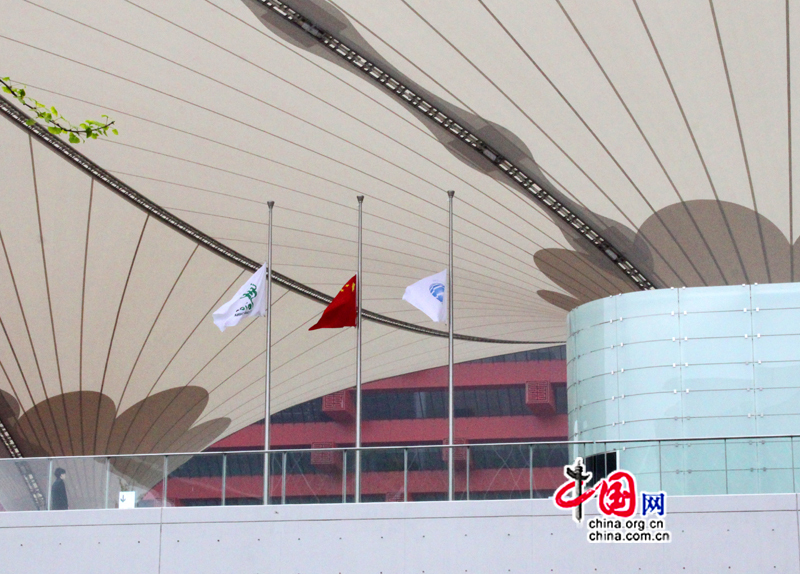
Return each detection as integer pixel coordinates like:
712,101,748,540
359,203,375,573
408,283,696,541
402,270,447,323
213,264,267,332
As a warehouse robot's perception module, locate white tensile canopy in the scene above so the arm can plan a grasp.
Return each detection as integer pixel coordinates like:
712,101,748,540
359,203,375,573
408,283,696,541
0,0,792,455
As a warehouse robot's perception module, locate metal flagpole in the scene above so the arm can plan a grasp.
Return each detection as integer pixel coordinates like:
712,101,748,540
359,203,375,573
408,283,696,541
355,195,364,503
447,190,455,501
263,201,274,505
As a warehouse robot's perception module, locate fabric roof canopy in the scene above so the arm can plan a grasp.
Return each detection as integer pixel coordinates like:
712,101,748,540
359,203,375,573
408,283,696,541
0,0,792,455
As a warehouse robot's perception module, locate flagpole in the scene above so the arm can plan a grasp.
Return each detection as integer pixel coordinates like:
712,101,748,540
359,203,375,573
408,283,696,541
447,190,455,501
263,201,274,505
355,195,364,503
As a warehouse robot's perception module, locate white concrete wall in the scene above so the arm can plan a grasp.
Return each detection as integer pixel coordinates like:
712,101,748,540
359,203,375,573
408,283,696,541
0,495,798,573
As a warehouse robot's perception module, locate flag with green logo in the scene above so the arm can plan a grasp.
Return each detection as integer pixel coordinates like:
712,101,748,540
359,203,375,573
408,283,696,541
213,264,267,331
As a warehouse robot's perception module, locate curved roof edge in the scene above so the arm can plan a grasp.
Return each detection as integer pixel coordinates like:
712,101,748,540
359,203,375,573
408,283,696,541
254,0,654,291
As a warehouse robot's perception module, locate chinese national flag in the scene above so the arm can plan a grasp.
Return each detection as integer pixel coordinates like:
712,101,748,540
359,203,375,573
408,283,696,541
309,275,358,330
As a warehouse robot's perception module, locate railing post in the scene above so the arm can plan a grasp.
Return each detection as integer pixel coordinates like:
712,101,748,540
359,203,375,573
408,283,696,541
264,451,270,505
658,440,663,491
281,451,287,505
221,453,227,507
356,447,361,503
104,457,110,510
403,448,408,502
46,459,53,511
342,449,347,503
529,444,534,499
792,437,797,493
724,438,729,495
162,455,169,508
465,446,470,501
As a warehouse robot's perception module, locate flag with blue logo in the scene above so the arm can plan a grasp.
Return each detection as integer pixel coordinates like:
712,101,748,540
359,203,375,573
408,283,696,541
402,270,447,323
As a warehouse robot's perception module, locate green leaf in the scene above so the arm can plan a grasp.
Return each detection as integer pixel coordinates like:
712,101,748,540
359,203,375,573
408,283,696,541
18,88,25,97
50,106,57,116
1,86,11,94
25,118,36,126
1,77,9,81
47,126,62,135
111,128,118,136
68,133,80,144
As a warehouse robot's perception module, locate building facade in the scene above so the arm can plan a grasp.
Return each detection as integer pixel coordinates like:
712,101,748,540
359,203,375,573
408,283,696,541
165,348,569,505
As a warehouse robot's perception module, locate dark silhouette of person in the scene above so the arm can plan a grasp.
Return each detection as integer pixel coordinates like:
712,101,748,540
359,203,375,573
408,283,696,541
50,467,68,510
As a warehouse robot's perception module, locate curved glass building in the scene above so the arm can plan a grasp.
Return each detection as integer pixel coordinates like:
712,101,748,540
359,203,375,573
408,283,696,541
568,282,800,493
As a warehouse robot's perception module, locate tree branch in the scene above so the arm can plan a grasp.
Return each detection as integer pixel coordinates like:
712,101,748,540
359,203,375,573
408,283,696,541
1,77,118,143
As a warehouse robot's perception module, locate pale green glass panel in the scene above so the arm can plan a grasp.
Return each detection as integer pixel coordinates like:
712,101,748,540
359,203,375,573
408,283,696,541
618,419,682,441
615,442,660,476
727,470,758,494
575,374,617,407
682,415,756,438
576,349,616,382
752,309,800,336
576,322,616,356
759,469,794,493
754,334,800,362
681,363,753,392
661,471,685,496
683,441,726,472
616,288,678,319
618,366,681,395
757,414,800,435
680,336,752,365
619,392,681,422
683,390,754,418
751,283,800,311
680,310,752,339
725,439,759,470
571,297,616,330
618,340,679,370
616,314,679,343
678,284,750,313
576,399,618,431
684,470,727,495
754,361,800,389
756,388,800,416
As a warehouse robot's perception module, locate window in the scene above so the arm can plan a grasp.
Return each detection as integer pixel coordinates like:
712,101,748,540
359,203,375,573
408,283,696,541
464,345,566,364
585,451,618,487
554,384,568,414
361,386,537,420
269,397,331,424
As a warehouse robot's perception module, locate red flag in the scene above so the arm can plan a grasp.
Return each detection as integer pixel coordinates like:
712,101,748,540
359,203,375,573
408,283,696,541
309,275,357,330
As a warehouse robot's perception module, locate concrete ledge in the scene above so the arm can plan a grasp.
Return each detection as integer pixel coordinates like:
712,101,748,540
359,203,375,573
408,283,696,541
0,495,798,573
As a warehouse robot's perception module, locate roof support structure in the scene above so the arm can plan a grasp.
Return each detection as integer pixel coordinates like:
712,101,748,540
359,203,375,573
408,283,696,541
0,95,558,345
255,0,655,291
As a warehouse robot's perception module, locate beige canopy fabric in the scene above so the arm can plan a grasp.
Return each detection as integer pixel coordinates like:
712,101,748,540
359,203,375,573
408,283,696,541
0,0,792,455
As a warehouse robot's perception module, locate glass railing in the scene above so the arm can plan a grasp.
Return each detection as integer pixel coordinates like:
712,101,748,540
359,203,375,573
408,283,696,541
2,435,799,511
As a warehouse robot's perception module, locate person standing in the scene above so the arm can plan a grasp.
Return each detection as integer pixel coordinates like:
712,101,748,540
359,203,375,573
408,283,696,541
50,467,68,510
